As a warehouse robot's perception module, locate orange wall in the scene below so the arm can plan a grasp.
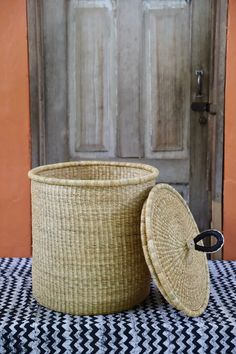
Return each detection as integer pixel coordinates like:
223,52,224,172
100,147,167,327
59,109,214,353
224,0,236,260
0,0,31,257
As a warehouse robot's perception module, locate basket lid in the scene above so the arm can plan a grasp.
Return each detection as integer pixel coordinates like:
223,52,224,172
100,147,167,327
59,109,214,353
141,184,224,317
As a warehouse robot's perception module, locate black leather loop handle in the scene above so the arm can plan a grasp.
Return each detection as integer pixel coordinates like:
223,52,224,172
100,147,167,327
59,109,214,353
193,229,224,253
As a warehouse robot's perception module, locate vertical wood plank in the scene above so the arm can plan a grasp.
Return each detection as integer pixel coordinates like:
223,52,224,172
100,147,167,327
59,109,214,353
210,0,228,260
117,0,143,157
189,0,213,231
211,0,228,208
42,0,69,163
27,0,46,167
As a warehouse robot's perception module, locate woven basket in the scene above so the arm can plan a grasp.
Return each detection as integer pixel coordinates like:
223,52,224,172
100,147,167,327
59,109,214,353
28,161,158,315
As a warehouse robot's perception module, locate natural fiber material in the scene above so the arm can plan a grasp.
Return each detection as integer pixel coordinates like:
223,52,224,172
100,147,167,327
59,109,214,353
28,161,158,315
141,184,210,317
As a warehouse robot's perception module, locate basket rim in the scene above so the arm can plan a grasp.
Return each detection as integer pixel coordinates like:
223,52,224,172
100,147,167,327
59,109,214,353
28,161,159,187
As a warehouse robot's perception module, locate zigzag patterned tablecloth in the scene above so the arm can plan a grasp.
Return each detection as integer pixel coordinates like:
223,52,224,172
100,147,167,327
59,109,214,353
0,259,235,354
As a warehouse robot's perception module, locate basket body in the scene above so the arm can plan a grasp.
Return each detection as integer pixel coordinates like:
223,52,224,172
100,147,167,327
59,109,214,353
29,161,158,315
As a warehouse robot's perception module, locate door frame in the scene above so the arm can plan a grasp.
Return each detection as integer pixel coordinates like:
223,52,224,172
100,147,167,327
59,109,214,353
27,0,69,167
26,0,228,259
209,0,228,259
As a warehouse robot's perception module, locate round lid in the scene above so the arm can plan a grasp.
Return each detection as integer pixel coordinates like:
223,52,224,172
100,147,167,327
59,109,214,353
141,184,224,317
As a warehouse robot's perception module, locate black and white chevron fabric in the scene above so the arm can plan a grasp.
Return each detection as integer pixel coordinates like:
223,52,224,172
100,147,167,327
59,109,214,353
0,259,235,353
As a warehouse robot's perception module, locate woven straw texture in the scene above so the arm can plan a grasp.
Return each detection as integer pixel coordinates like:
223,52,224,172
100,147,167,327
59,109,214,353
28,161,158,315
141,184,210,317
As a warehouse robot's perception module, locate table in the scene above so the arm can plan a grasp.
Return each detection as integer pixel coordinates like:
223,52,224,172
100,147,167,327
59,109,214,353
0,259,235,353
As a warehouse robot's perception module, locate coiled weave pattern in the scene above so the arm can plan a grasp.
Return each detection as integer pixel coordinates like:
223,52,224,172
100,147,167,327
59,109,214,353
29,161,158,315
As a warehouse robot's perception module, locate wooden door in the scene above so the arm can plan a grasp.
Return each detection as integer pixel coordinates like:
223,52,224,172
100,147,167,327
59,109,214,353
28,0,221,231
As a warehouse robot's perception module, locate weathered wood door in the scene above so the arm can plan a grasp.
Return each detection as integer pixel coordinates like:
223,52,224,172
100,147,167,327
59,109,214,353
28,0,219,230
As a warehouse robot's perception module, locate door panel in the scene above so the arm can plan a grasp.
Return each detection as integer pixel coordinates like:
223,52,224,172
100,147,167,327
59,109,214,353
28,0,215,229
68,0,191,186
143,0,190,160
68,0,117,159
